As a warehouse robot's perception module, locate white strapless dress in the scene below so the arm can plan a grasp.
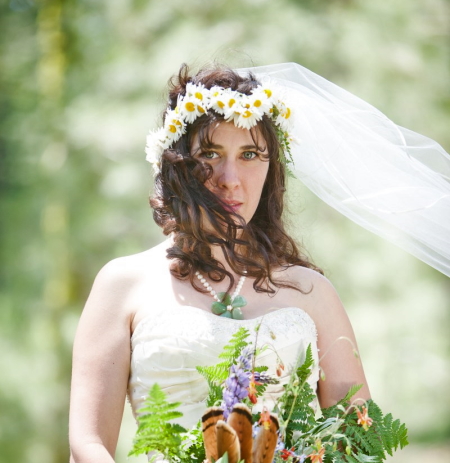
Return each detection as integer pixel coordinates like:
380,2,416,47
128,306,319,429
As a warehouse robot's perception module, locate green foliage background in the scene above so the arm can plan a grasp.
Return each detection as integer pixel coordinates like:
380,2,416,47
0,0,449,462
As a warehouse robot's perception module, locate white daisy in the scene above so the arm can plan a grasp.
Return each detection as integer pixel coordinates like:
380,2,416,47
209,86,229,115
258,84,276,104
275,101,293,132
164,109,186,143
178,95,206,123
221,90,241,120
145,129,165,169
289,135,301,146
159,133,176,150
249,87,272,115
232,104,262,130
185,82,208,102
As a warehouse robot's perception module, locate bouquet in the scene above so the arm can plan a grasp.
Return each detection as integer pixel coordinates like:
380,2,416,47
129,326,408,463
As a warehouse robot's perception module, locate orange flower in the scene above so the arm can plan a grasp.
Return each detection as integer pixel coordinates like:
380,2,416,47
356,406,373,431
276,361,285,377
309,440,325,463
258,406,271,430
280,447,295,461
247,373,261,404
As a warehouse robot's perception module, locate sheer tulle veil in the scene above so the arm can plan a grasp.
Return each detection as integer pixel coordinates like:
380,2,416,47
239,63,450,277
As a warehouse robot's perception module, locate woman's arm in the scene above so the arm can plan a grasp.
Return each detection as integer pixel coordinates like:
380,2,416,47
306,273,371,408
69,259,135,462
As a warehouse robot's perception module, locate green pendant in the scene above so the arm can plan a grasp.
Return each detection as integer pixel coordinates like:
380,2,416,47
211,292,247,320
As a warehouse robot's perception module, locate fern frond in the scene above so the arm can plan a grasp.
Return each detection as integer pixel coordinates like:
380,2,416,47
179,421,206,462
341,384,364,405
352,454,380,462
345,455,361,463
129,384,186,459
219,327,250,360
196,327,251,406
296,344,314,384
278,344,316,446
335,399,408,462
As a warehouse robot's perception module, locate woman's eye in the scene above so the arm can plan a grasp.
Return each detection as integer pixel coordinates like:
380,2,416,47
242,151,257,160
200,151,219,160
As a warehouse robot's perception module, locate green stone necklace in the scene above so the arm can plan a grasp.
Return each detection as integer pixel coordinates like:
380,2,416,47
195,270,247,320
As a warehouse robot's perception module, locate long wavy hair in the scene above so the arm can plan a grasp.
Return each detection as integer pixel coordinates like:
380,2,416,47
150,64,322,295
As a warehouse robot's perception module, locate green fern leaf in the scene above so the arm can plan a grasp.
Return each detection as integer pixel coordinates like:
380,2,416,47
196,327,251,406
296,343,314,384
341,384,364,405
129,384,186,459
179,421,206,462
278,344,317,446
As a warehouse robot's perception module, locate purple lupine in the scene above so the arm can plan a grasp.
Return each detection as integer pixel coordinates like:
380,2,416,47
238,346,252,370
222,346,253,418
253,371,279,385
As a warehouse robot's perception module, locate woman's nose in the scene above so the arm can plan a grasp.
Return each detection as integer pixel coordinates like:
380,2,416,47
215,159,241,190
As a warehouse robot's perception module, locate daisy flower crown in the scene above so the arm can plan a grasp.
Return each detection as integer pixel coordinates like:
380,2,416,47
145,82,295,173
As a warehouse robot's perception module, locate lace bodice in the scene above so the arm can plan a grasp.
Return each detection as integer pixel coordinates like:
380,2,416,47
127,306,319,429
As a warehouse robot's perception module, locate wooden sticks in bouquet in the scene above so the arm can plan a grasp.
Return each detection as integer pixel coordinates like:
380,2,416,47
202,404,279,463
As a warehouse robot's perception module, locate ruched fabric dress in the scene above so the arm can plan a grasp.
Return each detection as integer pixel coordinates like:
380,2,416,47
128,306,320,430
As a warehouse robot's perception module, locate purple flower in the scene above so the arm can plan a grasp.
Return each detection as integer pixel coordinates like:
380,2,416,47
222,346,253,418
253,371,279,385
238,346,253,370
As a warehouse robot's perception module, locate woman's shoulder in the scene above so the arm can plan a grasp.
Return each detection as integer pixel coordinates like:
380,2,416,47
82,240,171,324
97,240,169,279
274,265,343,317
90,239,171,300
275,264,336,294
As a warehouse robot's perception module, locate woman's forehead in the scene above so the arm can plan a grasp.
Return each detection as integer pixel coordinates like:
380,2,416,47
192,121,266,150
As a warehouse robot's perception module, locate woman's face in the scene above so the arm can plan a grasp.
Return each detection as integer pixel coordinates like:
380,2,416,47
191,121,270,224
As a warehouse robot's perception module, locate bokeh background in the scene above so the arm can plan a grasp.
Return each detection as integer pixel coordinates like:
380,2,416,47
1,0,449,462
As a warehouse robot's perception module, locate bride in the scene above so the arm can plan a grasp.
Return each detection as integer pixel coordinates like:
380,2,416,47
68,62,449,462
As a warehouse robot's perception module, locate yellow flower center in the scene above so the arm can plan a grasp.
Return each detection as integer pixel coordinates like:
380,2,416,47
168,125,177,133
243,110,252,118
253,99,262,107
228,98,236,108
194,91,203,100
198,105,205,113
283,107,291,119
217,101,225,109
185,102,195,112
264,89,272,98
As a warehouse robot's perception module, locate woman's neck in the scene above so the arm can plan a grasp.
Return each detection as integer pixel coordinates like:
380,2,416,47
210,243,236,274
167,233,246,276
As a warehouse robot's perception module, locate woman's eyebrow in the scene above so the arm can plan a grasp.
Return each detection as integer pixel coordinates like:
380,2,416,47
207,143,223,150
240,144,259,150
210,143,262,150
198,143,265,152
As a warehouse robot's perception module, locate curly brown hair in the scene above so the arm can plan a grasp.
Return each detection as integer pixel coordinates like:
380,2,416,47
150,64,322,295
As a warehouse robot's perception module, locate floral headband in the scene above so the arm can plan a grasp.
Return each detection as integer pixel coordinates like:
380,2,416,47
145,82,295,173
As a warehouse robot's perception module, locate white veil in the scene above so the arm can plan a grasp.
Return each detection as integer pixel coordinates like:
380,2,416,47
239,62,450,278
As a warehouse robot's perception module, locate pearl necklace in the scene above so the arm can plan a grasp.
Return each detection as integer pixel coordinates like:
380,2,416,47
195,270,247,320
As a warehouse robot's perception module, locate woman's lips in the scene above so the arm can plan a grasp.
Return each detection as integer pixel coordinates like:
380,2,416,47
221,200,243,213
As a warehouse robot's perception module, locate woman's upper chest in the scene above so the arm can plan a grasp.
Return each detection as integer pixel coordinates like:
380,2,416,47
130,263,319,332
